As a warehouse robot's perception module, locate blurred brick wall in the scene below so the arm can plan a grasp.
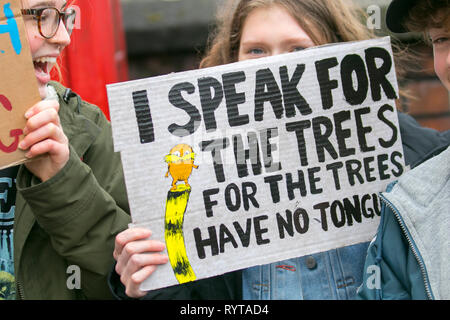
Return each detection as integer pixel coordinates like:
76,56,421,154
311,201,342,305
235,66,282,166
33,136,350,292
128,52,200,80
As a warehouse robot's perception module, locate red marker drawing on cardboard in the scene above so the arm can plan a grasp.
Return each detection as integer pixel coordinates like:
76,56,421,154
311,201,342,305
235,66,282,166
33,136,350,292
0,94,23,153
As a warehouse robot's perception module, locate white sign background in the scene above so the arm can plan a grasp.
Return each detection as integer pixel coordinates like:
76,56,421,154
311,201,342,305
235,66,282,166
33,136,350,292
107,37,405,291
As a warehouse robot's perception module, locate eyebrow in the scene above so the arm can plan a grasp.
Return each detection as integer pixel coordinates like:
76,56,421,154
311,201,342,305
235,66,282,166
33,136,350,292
240,37,315,48
30,1,67,9
281,38,315,46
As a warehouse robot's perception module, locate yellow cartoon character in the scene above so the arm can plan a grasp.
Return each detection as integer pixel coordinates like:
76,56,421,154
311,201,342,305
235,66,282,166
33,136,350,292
163,144,199,284
164,143,198,191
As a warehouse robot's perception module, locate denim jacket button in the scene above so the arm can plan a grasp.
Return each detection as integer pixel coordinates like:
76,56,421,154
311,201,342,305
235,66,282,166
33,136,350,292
305,256,317,270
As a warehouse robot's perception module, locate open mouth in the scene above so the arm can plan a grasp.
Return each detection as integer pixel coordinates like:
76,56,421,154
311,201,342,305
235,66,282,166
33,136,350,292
33,57,57,84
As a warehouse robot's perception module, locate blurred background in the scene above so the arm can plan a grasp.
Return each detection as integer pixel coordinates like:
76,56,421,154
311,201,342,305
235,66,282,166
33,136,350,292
55,0,449,132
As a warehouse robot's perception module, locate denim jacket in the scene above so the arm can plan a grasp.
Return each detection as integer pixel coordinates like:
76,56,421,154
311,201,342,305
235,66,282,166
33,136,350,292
243,113,450,300
243,242,369,299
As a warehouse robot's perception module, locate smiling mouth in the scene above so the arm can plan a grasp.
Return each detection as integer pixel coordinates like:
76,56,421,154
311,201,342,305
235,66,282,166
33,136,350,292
33,57,57,80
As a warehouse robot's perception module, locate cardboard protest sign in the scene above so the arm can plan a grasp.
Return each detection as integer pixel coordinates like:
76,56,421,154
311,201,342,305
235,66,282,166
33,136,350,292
0,0,41,170
107,37,406,291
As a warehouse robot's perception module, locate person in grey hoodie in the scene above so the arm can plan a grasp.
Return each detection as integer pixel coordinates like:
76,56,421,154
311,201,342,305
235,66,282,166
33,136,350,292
357,0,450,300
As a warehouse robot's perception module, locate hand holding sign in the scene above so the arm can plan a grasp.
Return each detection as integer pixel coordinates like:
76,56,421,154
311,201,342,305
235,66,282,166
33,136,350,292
0,0,41,170
19,97,69,182
114,227,168,298
1,0,70,176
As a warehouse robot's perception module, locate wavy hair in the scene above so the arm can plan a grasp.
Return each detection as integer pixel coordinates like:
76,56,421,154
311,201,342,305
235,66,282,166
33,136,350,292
405,0,449,33
200,0,374,68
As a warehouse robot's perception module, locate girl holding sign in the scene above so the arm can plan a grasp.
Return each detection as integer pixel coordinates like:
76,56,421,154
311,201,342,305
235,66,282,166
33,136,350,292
0,0,131,299
111,0,450,299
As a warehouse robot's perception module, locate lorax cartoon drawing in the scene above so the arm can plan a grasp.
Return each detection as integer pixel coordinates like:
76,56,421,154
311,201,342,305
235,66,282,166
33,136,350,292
164,144,199,191
163,143,199,284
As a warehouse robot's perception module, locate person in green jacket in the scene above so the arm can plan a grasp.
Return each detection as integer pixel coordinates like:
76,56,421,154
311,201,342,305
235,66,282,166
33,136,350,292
357,0,449,300
0,0,130,299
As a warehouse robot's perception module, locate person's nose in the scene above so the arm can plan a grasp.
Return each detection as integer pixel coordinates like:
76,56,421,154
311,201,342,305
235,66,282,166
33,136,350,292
272,47,289,56
446,48,450,66
49,19,71,48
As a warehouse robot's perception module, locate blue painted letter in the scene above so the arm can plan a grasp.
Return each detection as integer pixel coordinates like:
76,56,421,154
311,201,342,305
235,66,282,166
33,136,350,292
0,3,22,55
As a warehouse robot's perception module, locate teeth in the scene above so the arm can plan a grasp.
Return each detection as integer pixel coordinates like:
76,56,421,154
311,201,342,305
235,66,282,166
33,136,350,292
34,57,57,64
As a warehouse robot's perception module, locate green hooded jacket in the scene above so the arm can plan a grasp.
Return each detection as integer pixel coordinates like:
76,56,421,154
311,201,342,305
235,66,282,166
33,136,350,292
13,82,131,299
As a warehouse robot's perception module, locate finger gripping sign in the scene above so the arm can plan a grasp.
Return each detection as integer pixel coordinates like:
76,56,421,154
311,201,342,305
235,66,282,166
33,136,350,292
107,37,407,291
0,0,41,169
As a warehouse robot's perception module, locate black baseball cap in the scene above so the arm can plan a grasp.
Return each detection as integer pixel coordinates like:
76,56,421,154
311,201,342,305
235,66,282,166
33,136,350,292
386,0,419,33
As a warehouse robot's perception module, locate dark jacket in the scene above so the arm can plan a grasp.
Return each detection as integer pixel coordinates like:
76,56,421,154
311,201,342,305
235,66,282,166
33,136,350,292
14,82,131,299
397,112,450,168
109,267,242,300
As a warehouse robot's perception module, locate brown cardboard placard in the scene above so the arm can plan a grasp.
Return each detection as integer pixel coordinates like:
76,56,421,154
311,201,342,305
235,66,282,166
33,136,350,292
107,37,407,291
0,0,41,170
